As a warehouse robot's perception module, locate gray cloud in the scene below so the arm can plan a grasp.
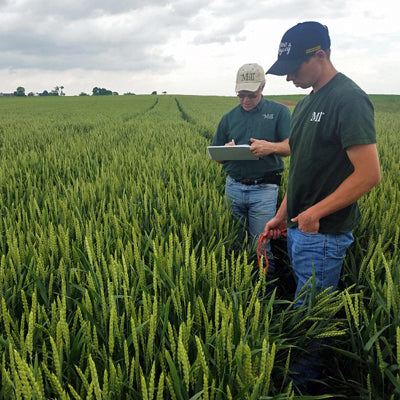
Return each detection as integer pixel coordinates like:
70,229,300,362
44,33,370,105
0,0,213,71
190,0,349,46
0,0,348,71
0,0,397,95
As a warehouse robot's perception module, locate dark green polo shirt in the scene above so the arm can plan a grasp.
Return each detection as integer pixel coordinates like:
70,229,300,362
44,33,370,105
211,97,291,181
287,73,377,234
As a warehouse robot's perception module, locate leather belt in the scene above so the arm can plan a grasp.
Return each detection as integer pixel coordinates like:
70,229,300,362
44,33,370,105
236,173,281,186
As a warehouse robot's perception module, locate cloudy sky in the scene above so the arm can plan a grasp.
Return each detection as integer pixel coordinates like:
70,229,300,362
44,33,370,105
0,0,398,96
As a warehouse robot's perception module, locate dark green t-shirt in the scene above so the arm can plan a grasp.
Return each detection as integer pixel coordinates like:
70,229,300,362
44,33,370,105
211,97,291,181
287,73,376,234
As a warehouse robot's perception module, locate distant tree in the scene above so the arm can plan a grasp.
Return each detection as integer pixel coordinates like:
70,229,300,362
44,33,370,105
124,92,136,95
112,92,119,96
162,91,167,95
92,87,113,96
79,92,89,96
14,86,26,97
28,92,35,97
151,91,157,95
48,86,64,96
39,90,50,96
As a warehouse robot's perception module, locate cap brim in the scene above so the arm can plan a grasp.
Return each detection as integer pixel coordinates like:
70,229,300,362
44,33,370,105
266,58,305,76
235,82,262,92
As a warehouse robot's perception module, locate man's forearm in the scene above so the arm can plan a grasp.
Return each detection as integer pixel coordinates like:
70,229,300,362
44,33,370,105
276,192,288,220
271,139,290,156
293,144,381,233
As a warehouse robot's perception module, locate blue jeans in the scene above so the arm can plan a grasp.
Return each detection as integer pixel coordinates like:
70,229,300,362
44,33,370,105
287,227,354,307
225,175,279,272
286,227,354,387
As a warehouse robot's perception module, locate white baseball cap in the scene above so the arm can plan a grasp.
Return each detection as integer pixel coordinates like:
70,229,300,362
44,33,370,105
235,63,265,92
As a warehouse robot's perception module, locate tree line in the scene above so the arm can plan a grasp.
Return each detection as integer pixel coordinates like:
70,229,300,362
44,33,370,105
11,86,164,97
13,86,65,97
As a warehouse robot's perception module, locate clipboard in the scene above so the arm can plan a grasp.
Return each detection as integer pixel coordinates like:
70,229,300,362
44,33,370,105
207,145,259,161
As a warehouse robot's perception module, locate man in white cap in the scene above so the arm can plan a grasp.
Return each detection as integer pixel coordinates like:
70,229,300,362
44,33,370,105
211,63,291,276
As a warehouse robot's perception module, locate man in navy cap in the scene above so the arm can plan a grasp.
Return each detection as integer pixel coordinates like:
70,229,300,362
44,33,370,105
263,21,381,389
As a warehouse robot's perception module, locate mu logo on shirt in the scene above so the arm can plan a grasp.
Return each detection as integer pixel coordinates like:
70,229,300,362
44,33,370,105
262,113,274,119
310,111,325,122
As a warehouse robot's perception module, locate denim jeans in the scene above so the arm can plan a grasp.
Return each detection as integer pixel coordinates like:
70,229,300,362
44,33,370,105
287,227,354,307
286,227,354,387
225,175,279,273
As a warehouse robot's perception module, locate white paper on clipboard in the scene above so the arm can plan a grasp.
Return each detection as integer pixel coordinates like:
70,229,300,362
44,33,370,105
207,145,259,161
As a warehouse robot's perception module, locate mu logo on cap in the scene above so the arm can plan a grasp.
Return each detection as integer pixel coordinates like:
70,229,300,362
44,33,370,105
240,72,256,81
278,42,292,56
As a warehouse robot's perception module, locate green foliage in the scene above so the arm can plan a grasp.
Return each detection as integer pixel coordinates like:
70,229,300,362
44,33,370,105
92,87,114,96
0,94,398,399
13,86,26,97
368,95,400,113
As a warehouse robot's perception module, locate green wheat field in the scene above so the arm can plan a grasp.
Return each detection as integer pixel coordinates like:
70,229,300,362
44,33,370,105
0,93,398,399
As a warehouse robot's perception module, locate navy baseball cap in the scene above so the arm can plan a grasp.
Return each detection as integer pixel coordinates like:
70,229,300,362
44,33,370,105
267,21,331,76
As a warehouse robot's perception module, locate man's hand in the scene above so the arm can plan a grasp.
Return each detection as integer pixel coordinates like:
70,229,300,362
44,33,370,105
249,138,274,156
291,209,320,233
263,216,287,240
249,137,290,157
